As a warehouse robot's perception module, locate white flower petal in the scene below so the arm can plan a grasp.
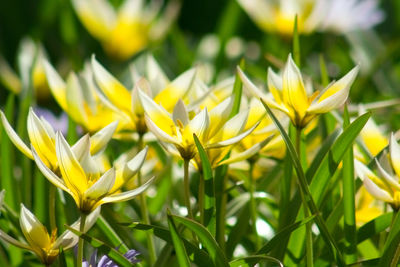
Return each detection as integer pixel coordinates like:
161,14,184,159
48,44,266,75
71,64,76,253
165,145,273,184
102,176,155,203
363,177,393,203
0,110,33,159
89,121,118,155
390,133,400,178
308,65,359,113
31,146,69,193
85,168,115,200
375,159,400,191
122,146,148,180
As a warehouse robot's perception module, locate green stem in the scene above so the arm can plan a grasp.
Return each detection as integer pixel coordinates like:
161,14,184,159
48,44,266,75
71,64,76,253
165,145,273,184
183,159,193,219
390,210,400,267
296,128,313,267
137,135,156,264
77,213,87,267
49,185,56,231
199,173,205,225
248,161,260,251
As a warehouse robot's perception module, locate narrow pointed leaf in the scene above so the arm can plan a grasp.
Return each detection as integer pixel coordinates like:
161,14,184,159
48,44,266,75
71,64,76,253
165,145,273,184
167,214,191,267
172,215,229,267
261,99,345,266
229,255,283,267
124,222,213,266
194,134,215,235
65,225,133,267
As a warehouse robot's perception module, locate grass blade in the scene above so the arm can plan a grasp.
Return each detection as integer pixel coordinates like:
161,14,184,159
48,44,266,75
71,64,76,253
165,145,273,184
194,134,216,235
124,222,213,266
172,214,230,267
229,255,283,267
261,99,345,266
65,225,133,267
167,213,191,267
342,104,357,263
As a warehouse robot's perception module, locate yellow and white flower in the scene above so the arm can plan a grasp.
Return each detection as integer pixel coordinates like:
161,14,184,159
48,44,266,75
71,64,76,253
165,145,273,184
139,91,259,161
355,134,400,210
91,56,197,135
32,132,153,214
44,61,129,133
239,54,359,128
72,0,179,60
237,0,384,35
0,203,100,265
0,108,118,171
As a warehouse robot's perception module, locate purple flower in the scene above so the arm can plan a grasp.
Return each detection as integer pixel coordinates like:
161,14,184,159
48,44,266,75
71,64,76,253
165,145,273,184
83,249,140,267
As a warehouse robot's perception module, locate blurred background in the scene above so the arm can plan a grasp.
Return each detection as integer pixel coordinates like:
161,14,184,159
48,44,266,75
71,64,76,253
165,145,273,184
0,0,399,121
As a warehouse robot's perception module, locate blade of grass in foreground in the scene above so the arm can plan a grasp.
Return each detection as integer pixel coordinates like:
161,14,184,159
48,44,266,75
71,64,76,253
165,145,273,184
261,99,345,266
65,225,133,267
167,212,191,267
342,105,357,263
194,134,216,235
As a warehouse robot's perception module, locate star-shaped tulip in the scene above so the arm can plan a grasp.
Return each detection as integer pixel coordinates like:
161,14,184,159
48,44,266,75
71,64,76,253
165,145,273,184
355,134,400,210
0,203,100,265
32,131,153,214
139,91,259,161
71,0,179,60
239,54,359,128
0,108,118,172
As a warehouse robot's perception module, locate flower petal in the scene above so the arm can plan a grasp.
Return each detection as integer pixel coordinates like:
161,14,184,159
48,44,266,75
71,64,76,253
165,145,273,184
363,177,393,203
237,66,268,99
54,207,101,250
144,114,179,145
390,133,400,178
85,168,115,200
218,135,274,165
65,73,88,126
267,67,283,105
188,108,210,143
20,204,51,251
153,68,196,111
27,108,57,168
89,121,118,155
102,176,155,203
91,56,132,112
172,99,189,126
208,96,233,137
0,110,33,159
139,89,176,137
56,132,88,197
31,146,70,193
375,159,400,191
43,60,68,111
308,65,359,114
282,55,309,117
122,146,148,180
71,0,115,40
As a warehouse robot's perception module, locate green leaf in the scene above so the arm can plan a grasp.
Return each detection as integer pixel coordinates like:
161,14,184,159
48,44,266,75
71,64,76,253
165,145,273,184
230,59,245,118
292,15,301,67
167,213,191,267
96,216,129,253
229,255,283,267
257,215,315,255
194,134,216,235
357,212,392,244
379,211,400,266
172,215,230,267
124,222,213,266
1,94,17,211
308,111,370,206
342,104,357,263
261,99,345,266
65,225,133,267
319,54,330,87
